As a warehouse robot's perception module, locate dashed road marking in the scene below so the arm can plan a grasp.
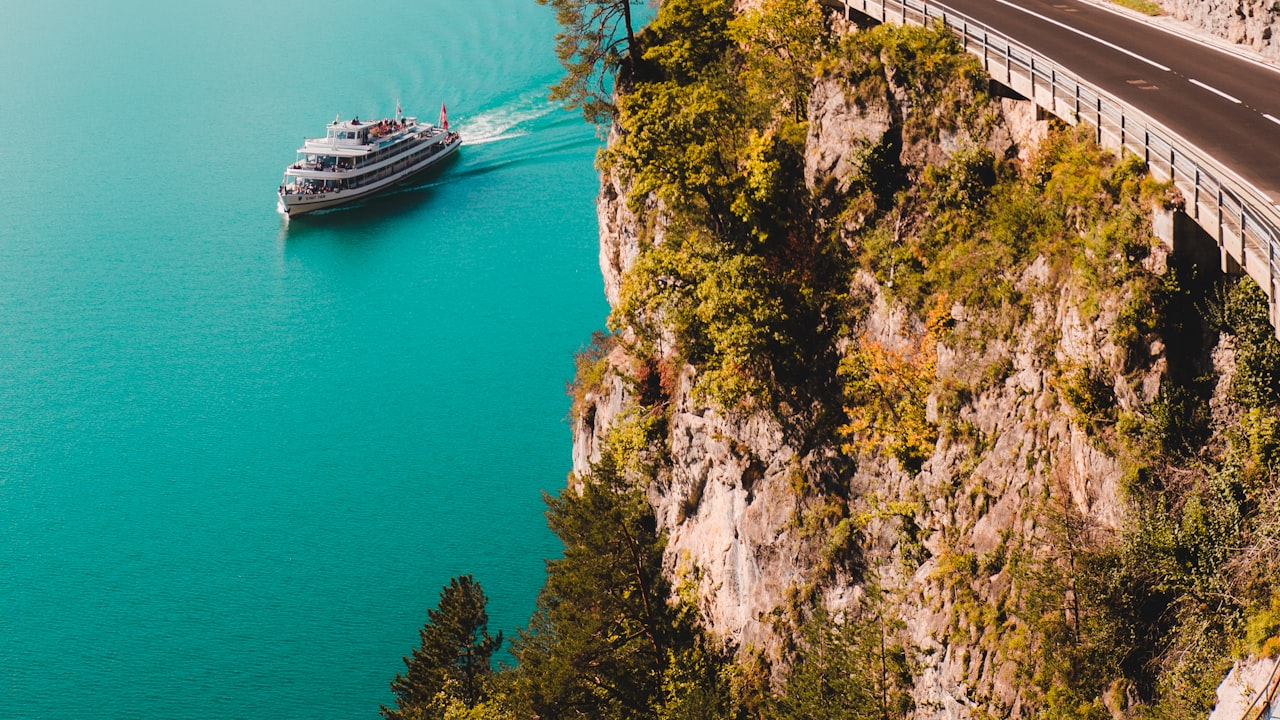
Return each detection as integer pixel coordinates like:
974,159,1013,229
1079,0,1280,79
1264,113,1280,127
1189,78,1242,104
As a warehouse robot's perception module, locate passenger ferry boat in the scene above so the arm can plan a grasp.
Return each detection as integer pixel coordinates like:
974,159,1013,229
277,103,461,216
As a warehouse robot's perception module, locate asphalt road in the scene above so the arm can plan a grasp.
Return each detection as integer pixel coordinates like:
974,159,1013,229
921,0,1280,203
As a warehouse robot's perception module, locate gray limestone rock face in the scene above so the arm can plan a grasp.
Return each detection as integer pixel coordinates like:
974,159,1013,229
575,13,1266,717
804,74,895,196
1157,0,1280,59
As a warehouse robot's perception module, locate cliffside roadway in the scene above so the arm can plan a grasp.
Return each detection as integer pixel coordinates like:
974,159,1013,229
902,0,1280,207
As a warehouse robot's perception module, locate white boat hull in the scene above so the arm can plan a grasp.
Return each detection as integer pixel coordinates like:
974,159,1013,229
278,135,462,216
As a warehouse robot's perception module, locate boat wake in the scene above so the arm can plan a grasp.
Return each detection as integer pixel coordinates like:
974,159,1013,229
455,92,557,145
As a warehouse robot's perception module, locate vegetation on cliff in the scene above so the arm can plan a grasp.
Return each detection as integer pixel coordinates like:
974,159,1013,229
382,448,741,720
602,1,1280,716
382,1,1280,718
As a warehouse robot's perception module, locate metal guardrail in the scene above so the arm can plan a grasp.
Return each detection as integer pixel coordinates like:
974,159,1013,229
828,0,1280,330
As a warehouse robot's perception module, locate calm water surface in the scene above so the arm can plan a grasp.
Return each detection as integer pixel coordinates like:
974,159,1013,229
0,2,606,717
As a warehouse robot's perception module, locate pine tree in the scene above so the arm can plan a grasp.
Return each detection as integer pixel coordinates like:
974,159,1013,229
775,602,914,720
535,0,643,124
383,575,504,720
509,452,686,720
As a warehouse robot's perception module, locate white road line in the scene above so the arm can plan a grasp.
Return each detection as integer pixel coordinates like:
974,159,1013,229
1080,0,1280,79
992,0,1172,72
1188,78,1242,104
1265,113,1280,127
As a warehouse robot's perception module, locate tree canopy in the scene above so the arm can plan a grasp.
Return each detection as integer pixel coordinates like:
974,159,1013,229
537,0,644,124
383,575,504,720
499,447,735,720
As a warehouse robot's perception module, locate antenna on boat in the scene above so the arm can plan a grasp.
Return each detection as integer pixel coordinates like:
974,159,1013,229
333,112,340,125
395,99,402,122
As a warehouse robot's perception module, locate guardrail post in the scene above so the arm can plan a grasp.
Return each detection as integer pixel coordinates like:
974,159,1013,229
1219,188,1225,247
1242,212,1248,268
1270,243,1279,336
1193,169,1201,220
1267,229,1277,305
1096,98,1102,144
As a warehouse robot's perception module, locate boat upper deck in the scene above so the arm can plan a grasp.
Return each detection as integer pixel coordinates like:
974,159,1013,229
297,116,437,157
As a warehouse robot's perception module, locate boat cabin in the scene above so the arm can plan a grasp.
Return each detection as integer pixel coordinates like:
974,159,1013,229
326,119,371,146
322,116,419,147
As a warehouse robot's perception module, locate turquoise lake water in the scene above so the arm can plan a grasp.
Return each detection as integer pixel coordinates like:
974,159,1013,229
0,1,607,717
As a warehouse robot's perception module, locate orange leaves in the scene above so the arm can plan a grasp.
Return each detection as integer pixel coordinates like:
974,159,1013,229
837,331,938,472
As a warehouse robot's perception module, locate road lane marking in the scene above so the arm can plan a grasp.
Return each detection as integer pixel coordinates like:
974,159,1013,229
992,0,1172,72
1264,113,1280,127
1083,0,1280,80
1188,78,1242,104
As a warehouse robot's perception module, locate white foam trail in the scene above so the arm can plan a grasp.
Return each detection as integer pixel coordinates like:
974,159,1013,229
455,92,556,145
463,132,526,146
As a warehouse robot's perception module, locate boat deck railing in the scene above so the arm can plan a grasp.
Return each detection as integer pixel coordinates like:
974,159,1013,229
293,129,444,173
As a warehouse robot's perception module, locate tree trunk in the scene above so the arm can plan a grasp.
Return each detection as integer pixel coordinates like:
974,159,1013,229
623,1,640,73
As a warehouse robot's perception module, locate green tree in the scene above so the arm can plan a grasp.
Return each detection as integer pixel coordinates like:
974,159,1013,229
510,451,723,720
636,0,733,83
776,603,913,720
383,575,504,720
729,0,828,120
607,77,745,229
538,0,644,124
1215,278,1280,408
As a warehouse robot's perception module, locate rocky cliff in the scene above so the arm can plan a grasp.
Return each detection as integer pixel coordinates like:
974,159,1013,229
1154,0,1280,59
573,11,1280,719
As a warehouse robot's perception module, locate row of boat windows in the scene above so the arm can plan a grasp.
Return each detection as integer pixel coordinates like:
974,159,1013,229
293,133,434,172
283,141,451,195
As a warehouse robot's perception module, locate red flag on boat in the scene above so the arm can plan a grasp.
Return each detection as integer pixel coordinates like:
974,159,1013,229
440,102,449,131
